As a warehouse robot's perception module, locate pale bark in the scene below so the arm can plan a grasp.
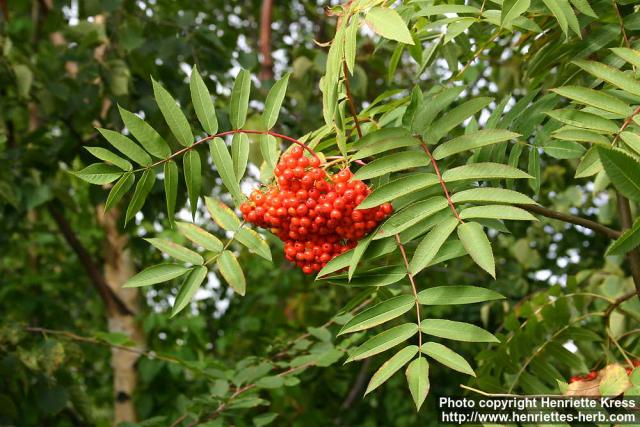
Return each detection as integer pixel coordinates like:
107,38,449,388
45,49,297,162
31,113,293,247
97,207,144,425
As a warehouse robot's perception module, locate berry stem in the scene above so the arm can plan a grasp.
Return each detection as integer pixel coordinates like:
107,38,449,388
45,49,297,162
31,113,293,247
417,136,463,223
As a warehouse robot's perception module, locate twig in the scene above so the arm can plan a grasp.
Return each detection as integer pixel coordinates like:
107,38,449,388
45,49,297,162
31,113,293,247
452,30,500,81
418,138,463,223
144,129,319,170
612,105,640,146
516,204,621,239
183,362,315,427
342,61,363,139
611,0,630,49
339,359,371,411
395,234,423,350
47,203,132,316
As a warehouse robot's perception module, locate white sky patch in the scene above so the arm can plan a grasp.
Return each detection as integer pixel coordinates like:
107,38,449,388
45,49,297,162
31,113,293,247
563,340,578,353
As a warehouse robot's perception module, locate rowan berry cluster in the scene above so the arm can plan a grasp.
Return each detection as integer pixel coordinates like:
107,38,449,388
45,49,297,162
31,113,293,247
239,146,393,274
568,360,640,383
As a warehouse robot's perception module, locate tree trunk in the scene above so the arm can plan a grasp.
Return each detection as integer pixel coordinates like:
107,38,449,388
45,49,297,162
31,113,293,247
259,0,274,81
97,207,144,425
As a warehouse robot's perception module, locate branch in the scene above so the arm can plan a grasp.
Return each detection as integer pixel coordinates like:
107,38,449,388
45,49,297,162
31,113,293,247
26,326,181,365
516,204,621,239
259,0,274,81
616,195,640,298
604,290,637,318
47,202,132,316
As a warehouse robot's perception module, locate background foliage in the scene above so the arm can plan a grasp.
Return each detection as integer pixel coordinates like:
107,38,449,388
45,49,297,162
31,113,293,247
2,0,640,426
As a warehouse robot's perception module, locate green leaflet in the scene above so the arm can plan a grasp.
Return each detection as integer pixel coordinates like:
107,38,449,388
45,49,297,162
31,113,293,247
263,73,290,130
425,97,492,143
152,78,194,147
348,233,372,280
125,169,156,225
543,140,586,159
176,222,223,253
171,266,208,317
542,0,580,38
501,0,530,26
442,162,532,182
551,86,632,116
364,7,414,45
97,128,151,166
418,286,505,305
105,172,135,211
546,110,618,133
459,205,538,221
230,69,251,129
346,323,418,362
413,87,465,135
365,346,418,395
217,250,246,296
235,228,272,261
417,5,481,16
326,265,407,287
409,216,458,275
574,59,640,98
432,129,520,160
611,48,640,70
183,150,201,219
358,173,439,209
118,105,171,158
406,357,429,410
374,197,448,239
606,217,640,256
344,15,359,74
205,196,241,231
73,163,122,185
420,319,499,342
353,151,430,180
620,132,640,157
457,221,495,277
164,160,178,228
190,65,218,135
597,146,640,202
422,342,475,376
451,187,535,205
209,137,244,205
350,128,417,160
123,264,190,288
569,0,597,17
552,127,610,145
338,295,415,335
145,238,204,265
231,133,250,182
84,147,132,171
528,147,540,194
575,147,603,178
